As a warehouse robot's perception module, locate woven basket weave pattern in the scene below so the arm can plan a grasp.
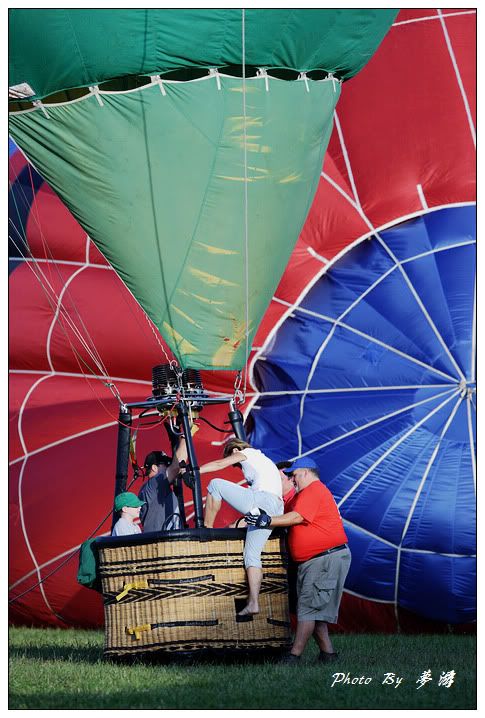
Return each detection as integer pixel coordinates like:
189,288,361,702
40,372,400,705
99,535,291,656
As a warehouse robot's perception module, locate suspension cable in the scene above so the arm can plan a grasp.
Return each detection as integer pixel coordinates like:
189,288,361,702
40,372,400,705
11,161,115,383
8,169,116,391
241,8,250,403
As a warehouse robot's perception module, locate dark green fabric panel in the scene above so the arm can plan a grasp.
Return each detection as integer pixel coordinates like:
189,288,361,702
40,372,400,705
9,9,397,100
10,76,338,368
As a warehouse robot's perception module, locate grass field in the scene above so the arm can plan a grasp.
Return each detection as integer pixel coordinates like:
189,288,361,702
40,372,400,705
9,627,476,710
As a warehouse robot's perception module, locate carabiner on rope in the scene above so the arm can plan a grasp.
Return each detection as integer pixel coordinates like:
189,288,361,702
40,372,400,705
104,380,126,410
232,371,246,407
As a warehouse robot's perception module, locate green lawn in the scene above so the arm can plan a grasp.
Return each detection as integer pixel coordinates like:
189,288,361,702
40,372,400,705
9,627,476,710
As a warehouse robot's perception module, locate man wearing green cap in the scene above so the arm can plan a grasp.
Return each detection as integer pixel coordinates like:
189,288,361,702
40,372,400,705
111,492,146,537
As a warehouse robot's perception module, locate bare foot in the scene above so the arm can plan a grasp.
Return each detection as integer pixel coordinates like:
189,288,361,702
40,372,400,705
238,604,259,616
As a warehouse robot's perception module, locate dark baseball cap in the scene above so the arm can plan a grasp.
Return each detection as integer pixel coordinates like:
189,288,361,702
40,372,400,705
276,460,294,470
143,450,170,469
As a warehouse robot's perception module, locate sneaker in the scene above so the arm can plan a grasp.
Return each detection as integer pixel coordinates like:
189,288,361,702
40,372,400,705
280,653,301,664
318,651,339,663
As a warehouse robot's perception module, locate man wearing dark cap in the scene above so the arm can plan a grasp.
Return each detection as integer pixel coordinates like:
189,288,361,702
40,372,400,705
138,437,187,532
245,456,351,664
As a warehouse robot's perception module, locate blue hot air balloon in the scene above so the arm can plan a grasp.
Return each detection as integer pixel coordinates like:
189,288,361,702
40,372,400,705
249,205,476,627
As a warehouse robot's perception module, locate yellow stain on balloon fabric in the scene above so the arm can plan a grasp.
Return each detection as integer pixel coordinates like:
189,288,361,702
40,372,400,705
216,174,265,181
229,85,259,94
162,322,198,355
170,304,203,329
211,318,252,367
195,241,239,255
247,166,269,174
189,267,238,287
177,289,225,306
230,117,263,133
279,173,302,184
232,135,262,142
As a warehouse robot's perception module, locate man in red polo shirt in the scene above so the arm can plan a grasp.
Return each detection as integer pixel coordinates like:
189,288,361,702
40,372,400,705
245,456,351,664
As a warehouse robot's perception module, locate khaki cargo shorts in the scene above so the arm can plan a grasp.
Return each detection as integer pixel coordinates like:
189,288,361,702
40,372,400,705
297,547,351,623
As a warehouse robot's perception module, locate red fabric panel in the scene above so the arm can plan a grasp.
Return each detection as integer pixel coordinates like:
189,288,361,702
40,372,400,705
9,373,42,458
87,238,110,266
274,238,327,304
326,10,476,231
444,13,476,124
9,263,74,372
396,10,440,22
9,148,28,180
252,301,287,347
25,184,88,263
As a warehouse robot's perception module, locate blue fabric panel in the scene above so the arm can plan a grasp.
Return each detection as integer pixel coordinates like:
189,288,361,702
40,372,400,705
249,206,476,624
338,408,459,545
306,325,457,388
402,404,476,555
343,523,397,601
249,393,301,460
384,205,476,262
398,552,476,623
403,246,476,380
300,238,394,319
341,270,459,380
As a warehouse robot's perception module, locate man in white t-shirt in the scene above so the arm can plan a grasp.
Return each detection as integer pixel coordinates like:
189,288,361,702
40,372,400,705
200,438,283,616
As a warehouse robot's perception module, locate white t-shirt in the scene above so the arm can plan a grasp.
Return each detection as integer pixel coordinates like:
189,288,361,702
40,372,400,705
111,518,142,537
240,448,282,498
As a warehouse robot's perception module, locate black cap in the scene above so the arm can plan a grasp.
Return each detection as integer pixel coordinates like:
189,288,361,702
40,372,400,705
144,450,170,469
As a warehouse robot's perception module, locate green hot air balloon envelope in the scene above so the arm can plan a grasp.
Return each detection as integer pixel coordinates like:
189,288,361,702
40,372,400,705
9,9,397,370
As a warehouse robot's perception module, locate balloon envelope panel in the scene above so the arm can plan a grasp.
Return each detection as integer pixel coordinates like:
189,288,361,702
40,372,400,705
250,207,476,626
9,9,398,99
10,77,339,369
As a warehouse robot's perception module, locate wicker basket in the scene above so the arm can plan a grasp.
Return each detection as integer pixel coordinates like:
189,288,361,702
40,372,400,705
96,528,291,658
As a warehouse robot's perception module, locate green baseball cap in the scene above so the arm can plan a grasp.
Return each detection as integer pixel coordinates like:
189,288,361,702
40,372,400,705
114,492,145,512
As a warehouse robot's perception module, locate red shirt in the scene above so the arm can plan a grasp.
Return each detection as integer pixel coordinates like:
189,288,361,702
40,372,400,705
286,480,348,562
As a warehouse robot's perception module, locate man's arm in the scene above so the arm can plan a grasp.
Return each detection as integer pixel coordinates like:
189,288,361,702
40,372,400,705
175,436,188,464
245,510,305,529
266,511,304,527
166,437,186,484
199,451,247,474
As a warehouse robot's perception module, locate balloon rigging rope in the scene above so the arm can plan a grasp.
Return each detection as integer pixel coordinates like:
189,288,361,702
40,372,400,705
242,8,250,400
8,188,111,383
9,159,175,413
8,479,138,606
8,170,158,425
8,232,162,431
24,163,113,386
8,164,118,397
9,159,173,410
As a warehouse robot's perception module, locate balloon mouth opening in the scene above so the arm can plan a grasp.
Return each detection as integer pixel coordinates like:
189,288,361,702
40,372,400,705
9,67,338,112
